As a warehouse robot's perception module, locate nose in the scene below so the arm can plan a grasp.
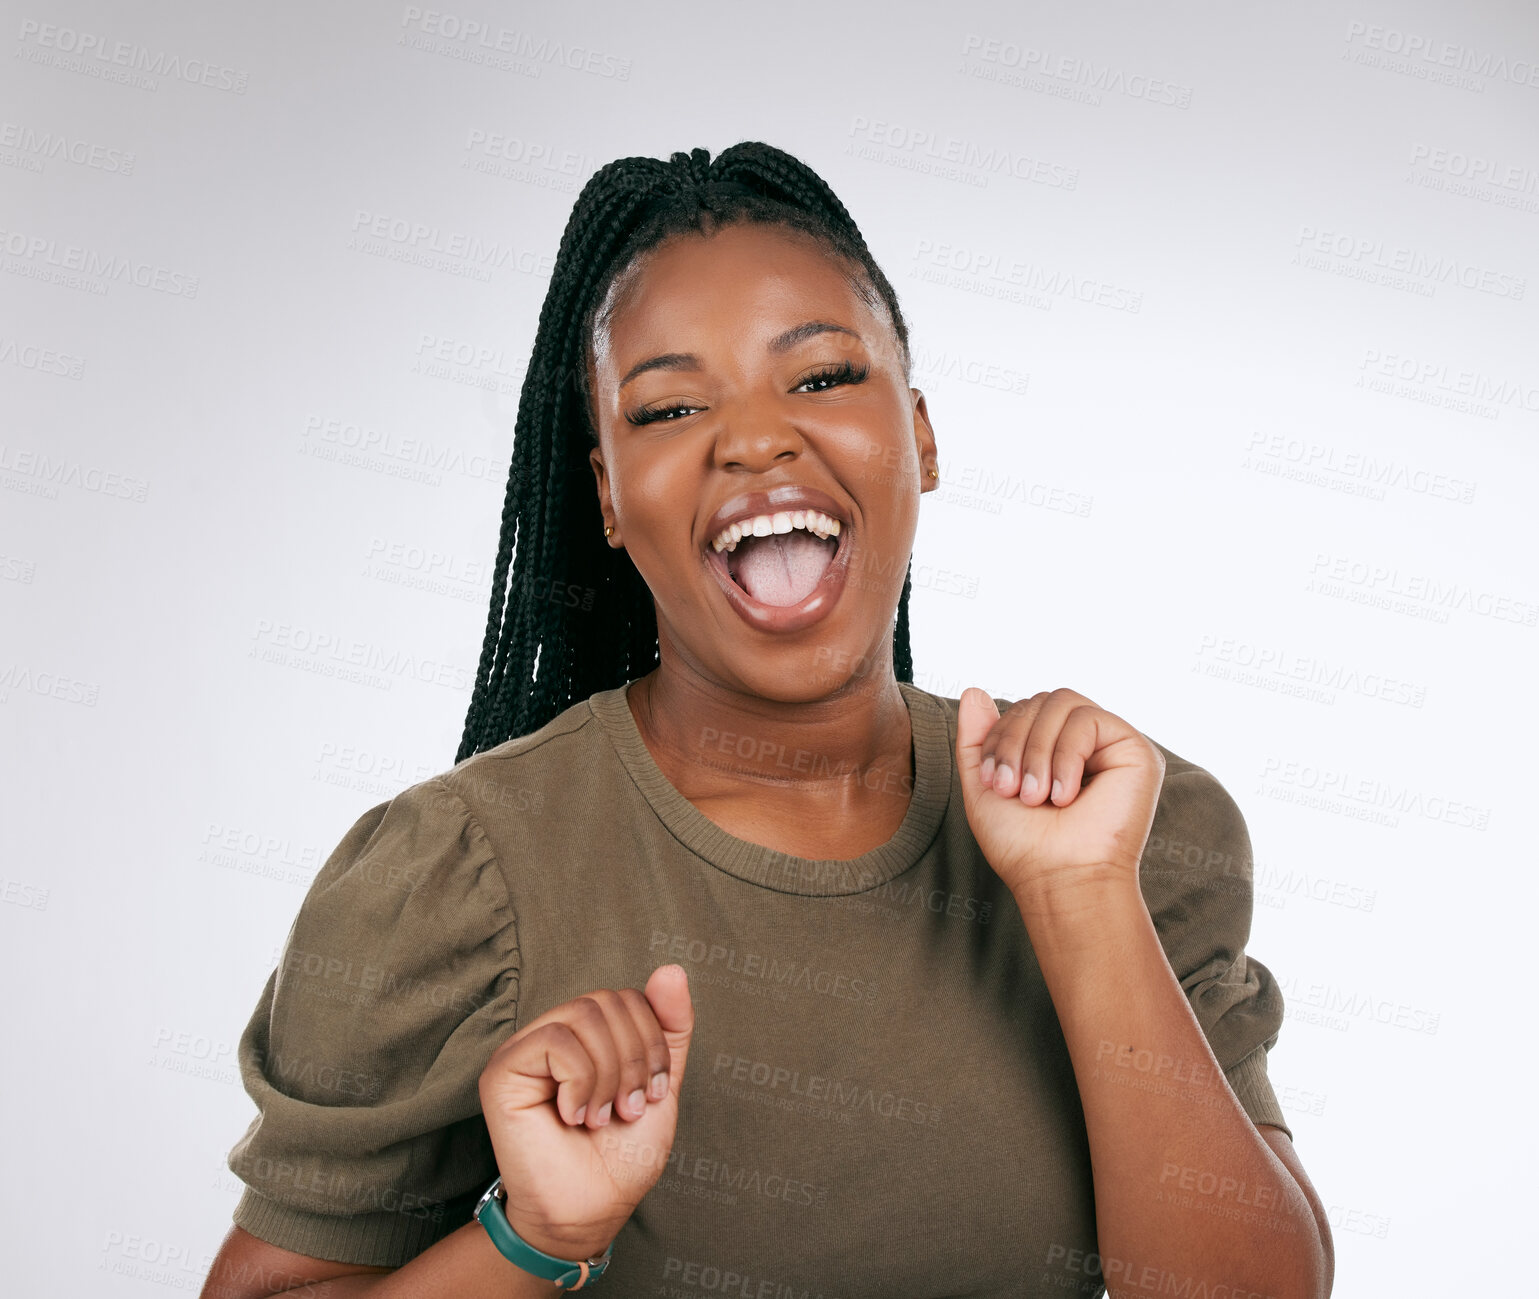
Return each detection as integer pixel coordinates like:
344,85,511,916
710,398,804,472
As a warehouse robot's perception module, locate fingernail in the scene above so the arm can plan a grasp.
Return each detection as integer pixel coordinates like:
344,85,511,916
1052,779,1064,803
994,763,1012,790
980,756,995,785
650,1071,668,1100
627,1088,645,1116
573,1104,586,1125
1022,772,1040,800
595,1101,612,1126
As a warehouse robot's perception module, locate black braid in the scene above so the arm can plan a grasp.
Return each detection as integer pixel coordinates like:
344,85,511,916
456,142,918,762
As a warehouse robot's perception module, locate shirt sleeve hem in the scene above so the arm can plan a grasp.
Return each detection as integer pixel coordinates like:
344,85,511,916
231,1186,467,1269
1225,1046,1293,1141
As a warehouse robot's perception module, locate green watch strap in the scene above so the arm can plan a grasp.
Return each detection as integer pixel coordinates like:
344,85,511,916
473,1176,614,1289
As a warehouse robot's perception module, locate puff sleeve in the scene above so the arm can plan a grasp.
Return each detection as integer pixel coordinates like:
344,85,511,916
226,776,521,1266
1138,756,1293,1140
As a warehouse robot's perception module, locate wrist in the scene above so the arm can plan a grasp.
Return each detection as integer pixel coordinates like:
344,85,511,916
477,1178,620,1284
1009,869,1147,949
501,1213,618,1268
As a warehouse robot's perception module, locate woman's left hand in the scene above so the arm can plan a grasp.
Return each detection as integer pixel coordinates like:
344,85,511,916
955,687,1167,903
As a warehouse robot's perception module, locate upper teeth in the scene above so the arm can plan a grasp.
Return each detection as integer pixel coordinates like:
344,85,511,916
711,510,841,553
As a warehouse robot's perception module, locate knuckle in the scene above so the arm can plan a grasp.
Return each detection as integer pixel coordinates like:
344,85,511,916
481,1038,514,1071
616,986,651,1014
544,1021,583,1052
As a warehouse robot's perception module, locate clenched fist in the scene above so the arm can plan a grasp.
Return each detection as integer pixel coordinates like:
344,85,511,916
478,964,695,1263
956,687,1165,904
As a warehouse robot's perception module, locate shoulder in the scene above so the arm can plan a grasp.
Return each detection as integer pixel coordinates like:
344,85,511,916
1142,741,1253,879
432,690,609,825
320,692,607,892
297,767,525,953
1136,742,1260,969
264,778,523,1069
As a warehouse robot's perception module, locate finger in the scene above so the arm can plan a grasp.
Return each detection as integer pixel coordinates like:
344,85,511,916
615,985,672,1104
981,694,1050,798
1045,705,1099,806
577,989,650,1128
1081,715,1154,776
607,987,666,1119
644,963,694,1099
558,994,623,1129
955,688,1002,791
1018,690,1094,805
484,1019,596,1128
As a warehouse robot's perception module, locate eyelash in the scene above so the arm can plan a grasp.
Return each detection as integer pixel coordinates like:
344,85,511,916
624,360,871,427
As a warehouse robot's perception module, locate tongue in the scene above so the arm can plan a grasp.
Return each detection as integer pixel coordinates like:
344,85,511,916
730,531,837,607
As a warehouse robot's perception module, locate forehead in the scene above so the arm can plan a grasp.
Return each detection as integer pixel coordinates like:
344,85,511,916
594,223,879,367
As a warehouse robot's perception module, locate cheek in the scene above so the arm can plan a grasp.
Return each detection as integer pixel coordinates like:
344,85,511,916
841,420,917,501
611,448,695,557
808,399,894,459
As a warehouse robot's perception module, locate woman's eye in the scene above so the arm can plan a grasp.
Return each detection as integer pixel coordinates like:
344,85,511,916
625,361,870,425
626,402,702,427
795,361,870,393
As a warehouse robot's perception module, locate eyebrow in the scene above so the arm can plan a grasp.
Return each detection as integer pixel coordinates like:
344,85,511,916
617,320,864,391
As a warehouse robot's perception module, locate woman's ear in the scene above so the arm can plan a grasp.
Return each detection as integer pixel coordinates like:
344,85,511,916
589,448,619,545
912,388,939,489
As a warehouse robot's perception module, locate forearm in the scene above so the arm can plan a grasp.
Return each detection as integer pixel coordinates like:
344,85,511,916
280,1223,571,1298
1016,875,1329,1299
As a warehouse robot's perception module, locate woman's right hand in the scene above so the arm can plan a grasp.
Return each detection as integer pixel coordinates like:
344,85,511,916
477,963,694,1262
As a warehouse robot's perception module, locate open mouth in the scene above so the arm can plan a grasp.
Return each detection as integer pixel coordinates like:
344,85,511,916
721,526,841,607
703,516,848,617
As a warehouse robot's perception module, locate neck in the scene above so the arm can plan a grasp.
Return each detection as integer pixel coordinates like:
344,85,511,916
626,652,915,812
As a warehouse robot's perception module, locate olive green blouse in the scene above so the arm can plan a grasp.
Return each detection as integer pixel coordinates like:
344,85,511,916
226,682,1290,1296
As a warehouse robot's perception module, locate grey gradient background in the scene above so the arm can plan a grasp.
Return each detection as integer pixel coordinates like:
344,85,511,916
3,1,1536,1293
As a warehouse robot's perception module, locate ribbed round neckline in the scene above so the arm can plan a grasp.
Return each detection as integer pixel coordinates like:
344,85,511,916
586,679,951,896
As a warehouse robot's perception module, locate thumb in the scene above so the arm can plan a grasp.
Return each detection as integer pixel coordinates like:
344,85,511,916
644,963,694,1093
956,687,1000,791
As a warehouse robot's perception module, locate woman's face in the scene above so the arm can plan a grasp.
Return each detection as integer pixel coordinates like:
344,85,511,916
588,220,937,704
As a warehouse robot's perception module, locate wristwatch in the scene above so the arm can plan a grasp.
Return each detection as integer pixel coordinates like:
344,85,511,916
473,1175,615,1289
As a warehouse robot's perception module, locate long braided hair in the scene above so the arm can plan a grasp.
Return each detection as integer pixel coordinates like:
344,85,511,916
456,142,917,763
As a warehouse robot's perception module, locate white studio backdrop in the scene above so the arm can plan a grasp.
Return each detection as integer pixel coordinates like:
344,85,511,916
3,1,1535,1294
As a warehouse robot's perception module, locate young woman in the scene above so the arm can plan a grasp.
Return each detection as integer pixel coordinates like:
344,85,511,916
203,143,1333,1298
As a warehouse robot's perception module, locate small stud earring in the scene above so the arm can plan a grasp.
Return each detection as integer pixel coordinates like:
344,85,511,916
928,468,938,479
604,525,613,537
